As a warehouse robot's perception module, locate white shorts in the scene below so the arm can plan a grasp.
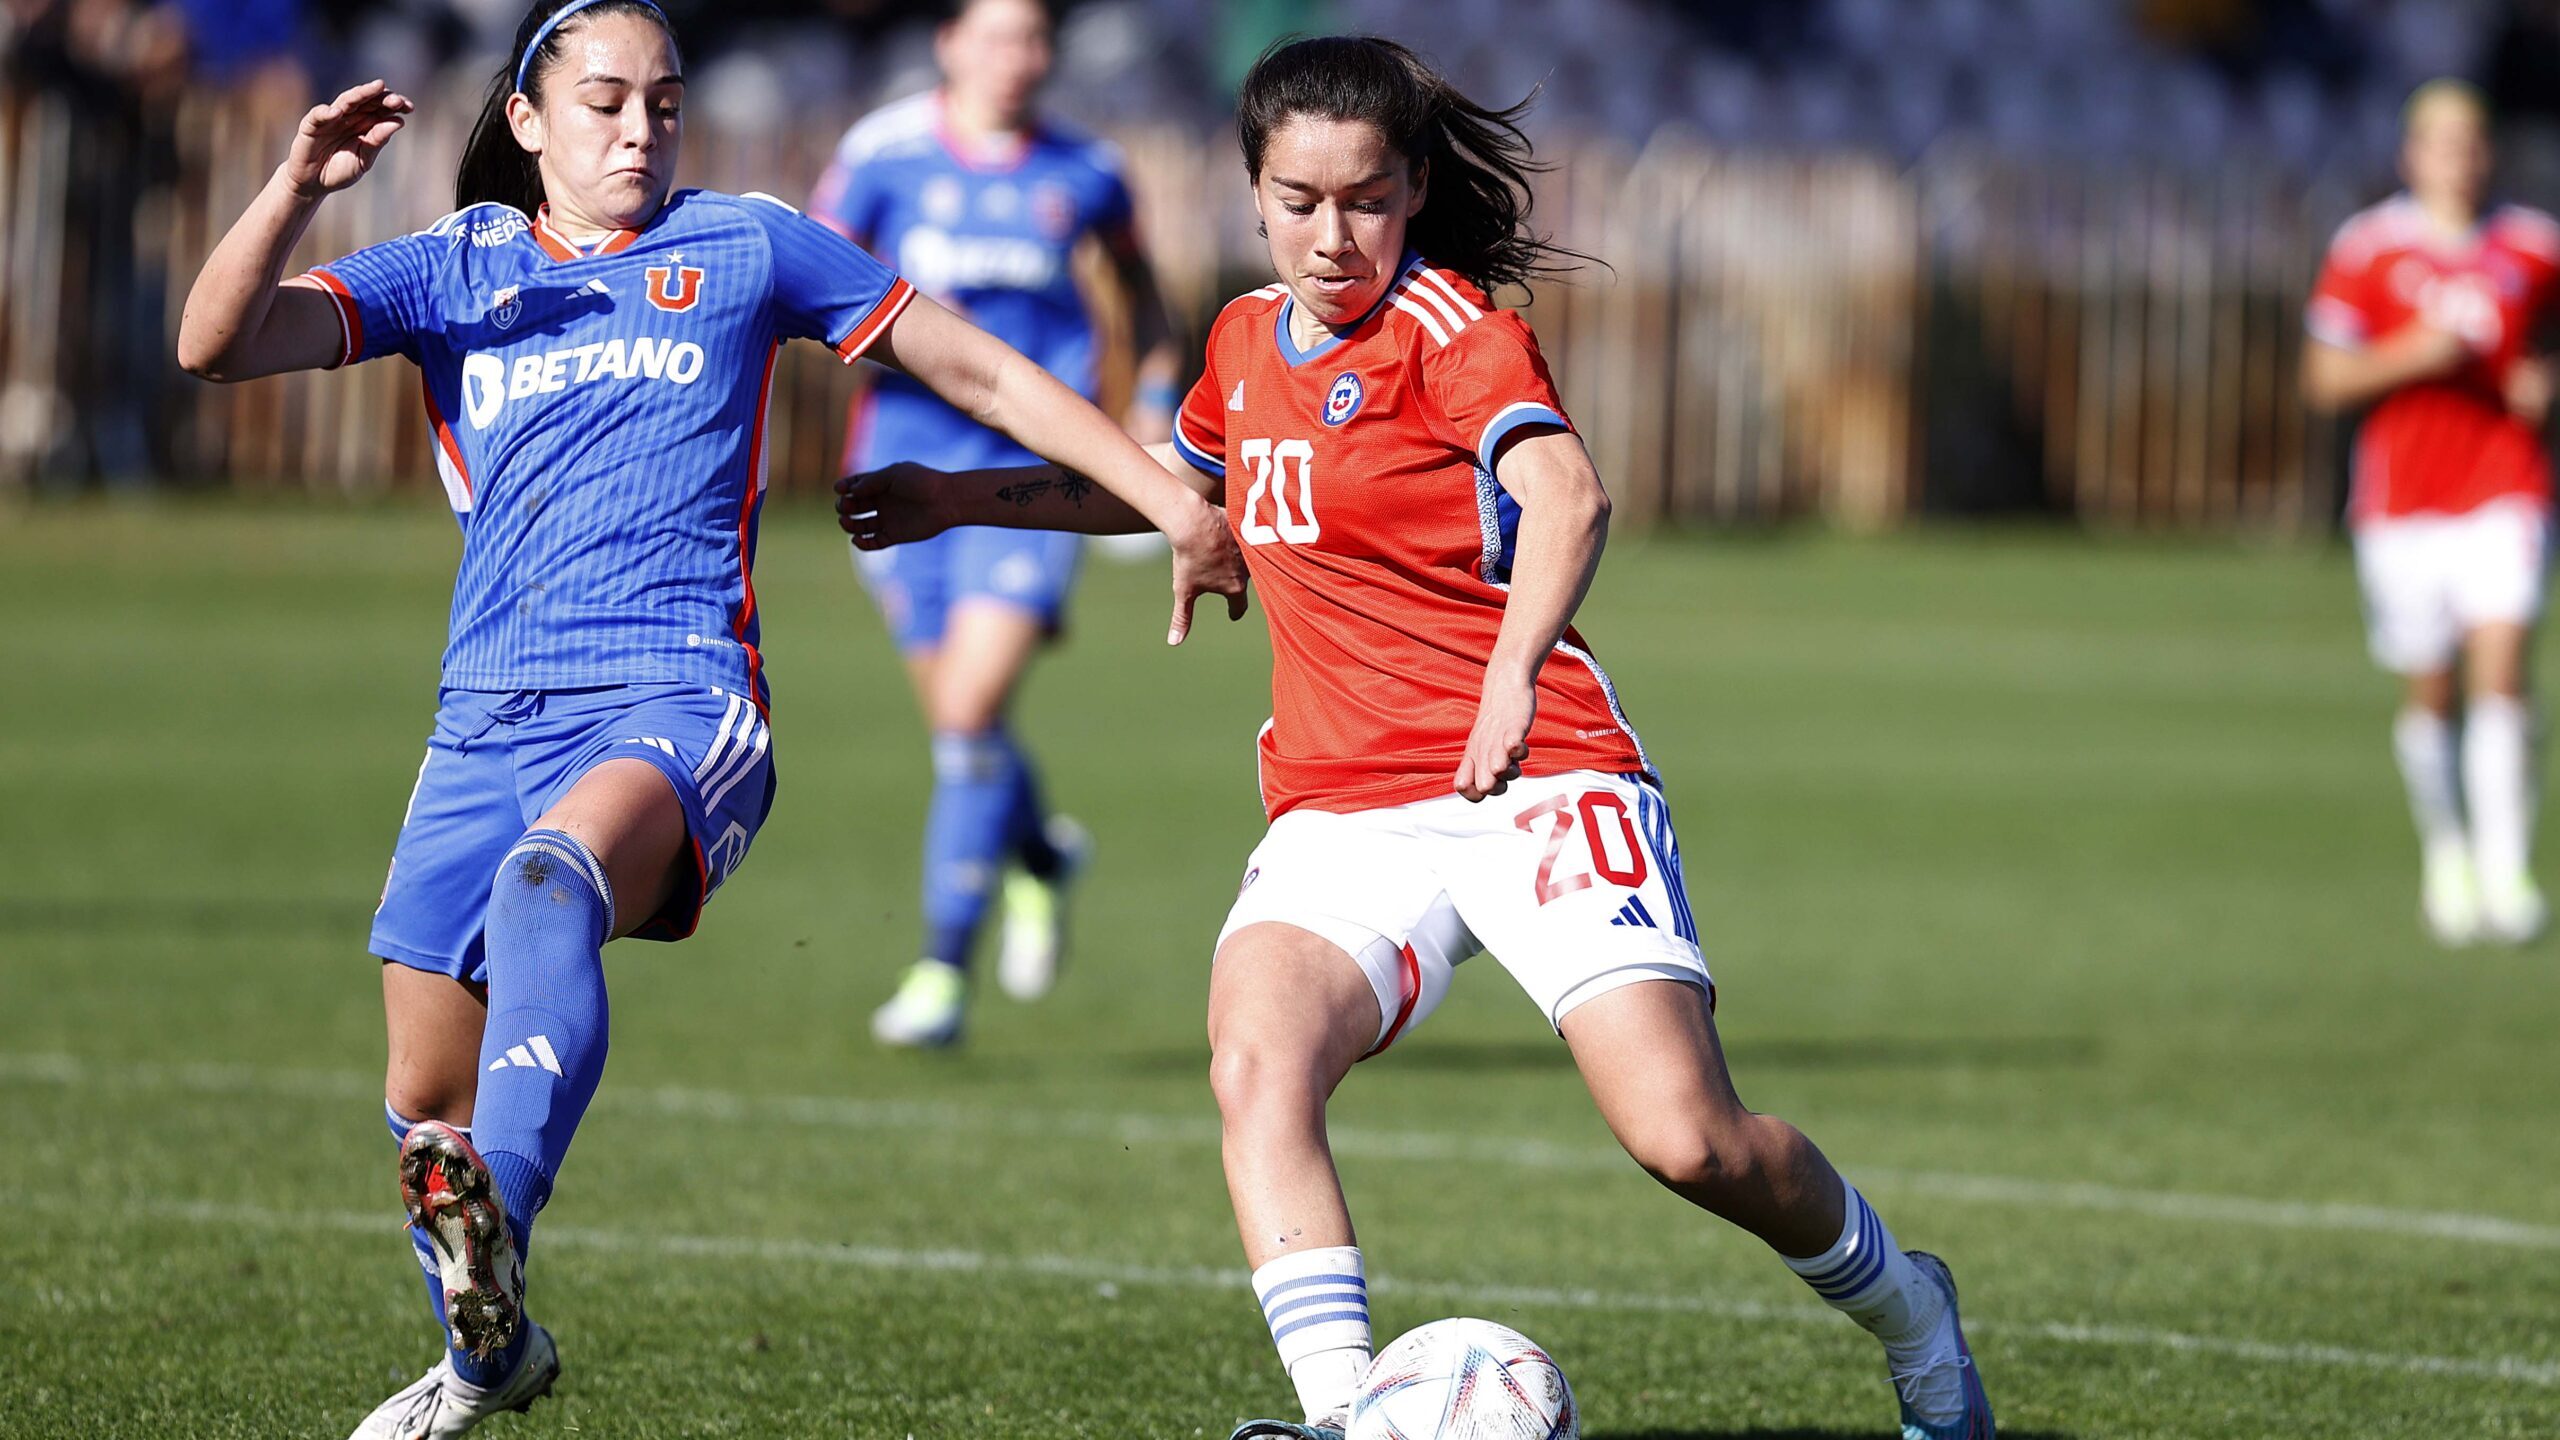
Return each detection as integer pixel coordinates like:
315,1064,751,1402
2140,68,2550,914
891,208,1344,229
1216,769,1711,1054
2354,500,2549,673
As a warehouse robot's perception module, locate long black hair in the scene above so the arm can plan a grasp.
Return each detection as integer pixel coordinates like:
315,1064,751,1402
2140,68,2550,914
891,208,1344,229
455,0,681,215
1237,35,1585,294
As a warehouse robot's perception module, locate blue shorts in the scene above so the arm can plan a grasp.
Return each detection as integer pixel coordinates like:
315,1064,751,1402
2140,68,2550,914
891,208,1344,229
370,684,777,983
853,526,1084,652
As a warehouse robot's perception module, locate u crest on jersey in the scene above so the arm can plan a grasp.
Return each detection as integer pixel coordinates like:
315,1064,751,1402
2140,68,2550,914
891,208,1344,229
646,264,706,312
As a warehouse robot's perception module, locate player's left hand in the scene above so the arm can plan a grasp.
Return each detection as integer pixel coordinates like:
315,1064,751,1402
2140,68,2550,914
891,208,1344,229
837,462,950,549
1455,678,1535,802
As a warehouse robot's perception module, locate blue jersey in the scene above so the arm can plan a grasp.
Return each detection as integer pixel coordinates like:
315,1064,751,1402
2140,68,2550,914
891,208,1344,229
811,91,1136,470
305,189,914,709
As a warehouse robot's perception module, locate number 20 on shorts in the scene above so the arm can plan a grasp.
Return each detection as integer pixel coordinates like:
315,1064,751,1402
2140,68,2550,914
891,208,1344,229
1237,437,1318,545
1516,790,1649,905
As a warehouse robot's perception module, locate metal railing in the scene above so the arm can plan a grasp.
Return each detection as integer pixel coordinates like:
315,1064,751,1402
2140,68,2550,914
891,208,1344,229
1,88,2350,533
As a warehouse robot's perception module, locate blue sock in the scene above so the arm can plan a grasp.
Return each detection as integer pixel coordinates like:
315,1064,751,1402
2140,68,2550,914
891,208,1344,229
1007,745,1063,879
385,1103,457,1333
456,828,613,1386
920,729,1024,969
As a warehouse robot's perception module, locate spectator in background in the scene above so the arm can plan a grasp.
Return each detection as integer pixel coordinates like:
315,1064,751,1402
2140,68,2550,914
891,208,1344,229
2304,80,2560,947
1,0,186,487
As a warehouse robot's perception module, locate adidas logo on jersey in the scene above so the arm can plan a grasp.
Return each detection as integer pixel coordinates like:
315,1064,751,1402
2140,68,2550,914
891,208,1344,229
1228,381,1246,411
459,336,708,429
487,1035,565,1075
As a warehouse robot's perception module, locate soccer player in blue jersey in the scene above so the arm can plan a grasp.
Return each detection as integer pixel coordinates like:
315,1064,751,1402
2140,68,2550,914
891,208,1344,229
810,0,1185,1046
175,0,1244,1433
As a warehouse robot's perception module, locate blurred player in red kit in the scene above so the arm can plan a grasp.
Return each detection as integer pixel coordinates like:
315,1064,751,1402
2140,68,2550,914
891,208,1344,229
2306,79,2560,945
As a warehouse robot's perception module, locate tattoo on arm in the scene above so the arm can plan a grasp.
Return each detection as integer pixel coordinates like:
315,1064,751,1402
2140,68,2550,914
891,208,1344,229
993,469,1094,509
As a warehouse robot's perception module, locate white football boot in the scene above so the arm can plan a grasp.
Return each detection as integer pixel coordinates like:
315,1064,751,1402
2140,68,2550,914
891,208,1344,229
346,1324,559,1440
872,958,968,1048
996,814,1090,1002
2478,868,2549,945
2422,845,2485,947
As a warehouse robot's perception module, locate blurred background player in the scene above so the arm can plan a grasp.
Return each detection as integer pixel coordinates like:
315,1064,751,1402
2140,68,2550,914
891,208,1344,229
841,36,1995,1440
176,0,1242,1431
2304,79,2560,947
810,0,1185,1048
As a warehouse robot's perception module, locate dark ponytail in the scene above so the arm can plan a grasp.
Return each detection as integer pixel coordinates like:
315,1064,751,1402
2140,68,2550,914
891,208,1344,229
455,0,680,215
1237,36,1588,295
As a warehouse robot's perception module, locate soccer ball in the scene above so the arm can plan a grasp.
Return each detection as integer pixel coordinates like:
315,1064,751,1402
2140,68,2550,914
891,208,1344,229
1345,1318,1578,1440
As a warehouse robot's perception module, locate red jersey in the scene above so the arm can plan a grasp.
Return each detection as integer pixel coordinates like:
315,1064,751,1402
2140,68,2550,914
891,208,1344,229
1173,257,1650,819
2307,195,2560,523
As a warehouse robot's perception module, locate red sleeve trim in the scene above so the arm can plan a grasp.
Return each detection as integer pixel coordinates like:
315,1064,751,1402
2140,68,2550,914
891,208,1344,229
297,269,363,369
832,278,917,364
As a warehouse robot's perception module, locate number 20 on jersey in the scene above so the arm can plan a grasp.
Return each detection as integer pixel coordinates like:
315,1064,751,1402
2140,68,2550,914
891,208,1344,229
1237,437,1318,545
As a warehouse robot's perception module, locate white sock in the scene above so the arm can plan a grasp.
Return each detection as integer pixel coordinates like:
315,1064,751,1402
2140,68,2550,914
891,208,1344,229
2394,706,2469,866
1252,1245,1370,1425
1780,1179,1940,1348
2463,696,2534,884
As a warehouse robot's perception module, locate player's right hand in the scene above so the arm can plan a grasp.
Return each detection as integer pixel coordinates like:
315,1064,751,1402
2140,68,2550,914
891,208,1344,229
282,80,412,200
837,462,951,550
2506,355,2554,427
1165,501,1249,646
2400,322,2473,378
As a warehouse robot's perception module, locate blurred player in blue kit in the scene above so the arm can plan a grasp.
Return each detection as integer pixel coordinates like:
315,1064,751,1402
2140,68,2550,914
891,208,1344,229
176,0,1244,1433
810,0,1185,1046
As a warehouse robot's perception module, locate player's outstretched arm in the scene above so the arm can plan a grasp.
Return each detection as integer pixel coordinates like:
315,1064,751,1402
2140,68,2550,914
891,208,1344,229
178,80,412,382
1454,428,1611,803
869,293,1248,644
838,442,1209,547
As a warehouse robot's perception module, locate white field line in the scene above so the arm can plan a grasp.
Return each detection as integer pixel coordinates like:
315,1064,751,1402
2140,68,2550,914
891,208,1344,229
14,1190,2558,1390
6,1051,2560,1253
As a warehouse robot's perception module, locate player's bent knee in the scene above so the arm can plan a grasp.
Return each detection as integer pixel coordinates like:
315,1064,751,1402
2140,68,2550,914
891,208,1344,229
1208,1037,1334,1120
484,831,617,946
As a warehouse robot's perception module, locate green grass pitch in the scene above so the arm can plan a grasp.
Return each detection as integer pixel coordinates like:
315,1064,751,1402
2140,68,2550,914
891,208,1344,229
2,500,2555,1438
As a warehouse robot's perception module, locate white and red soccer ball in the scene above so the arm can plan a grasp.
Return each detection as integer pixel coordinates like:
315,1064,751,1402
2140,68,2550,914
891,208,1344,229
1346,1318,1578,1440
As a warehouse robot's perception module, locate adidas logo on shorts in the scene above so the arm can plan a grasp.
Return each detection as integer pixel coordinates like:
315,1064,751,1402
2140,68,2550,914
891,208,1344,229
1608,896,1661,930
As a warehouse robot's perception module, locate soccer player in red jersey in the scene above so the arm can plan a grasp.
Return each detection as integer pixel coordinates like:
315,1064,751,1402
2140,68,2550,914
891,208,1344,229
842,36,1996,1440
2305,80,2560,945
